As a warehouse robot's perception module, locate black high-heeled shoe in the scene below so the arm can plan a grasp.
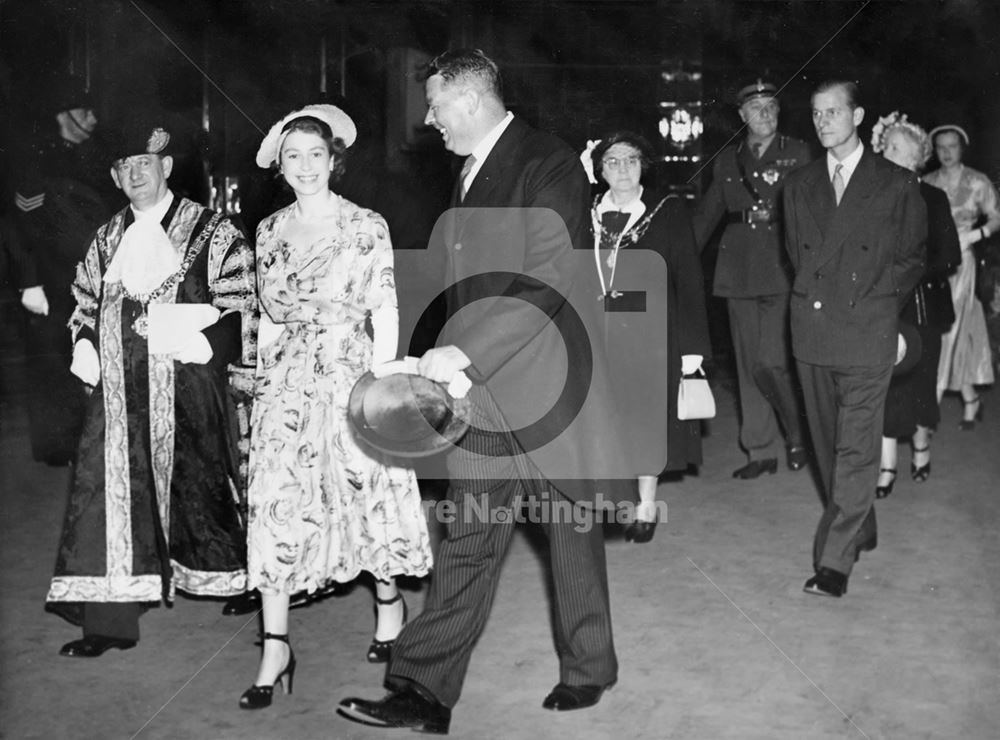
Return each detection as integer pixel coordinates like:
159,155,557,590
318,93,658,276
959,396,984,430
624,518,657,544
367,593,407,664
875,467,897,499
239,633,296,710
911,444,931,482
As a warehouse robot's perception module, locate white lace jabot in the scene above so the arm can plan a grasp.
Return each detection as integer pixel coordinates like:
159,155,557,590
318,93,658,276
104,193,181,296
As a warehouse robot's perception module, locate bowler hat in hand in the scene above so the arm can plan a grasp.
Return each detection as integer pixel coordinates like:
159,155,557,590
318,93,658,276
348,371,472,457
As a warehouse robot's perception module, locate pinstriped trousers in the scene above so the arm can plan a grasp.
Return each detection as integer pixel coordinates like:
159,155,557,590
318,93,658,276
387,388,618,707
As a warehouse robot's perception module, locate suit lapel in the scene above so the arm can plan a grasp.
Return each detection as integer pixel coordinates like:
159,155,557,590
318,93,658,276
461,117,527,208
801,161,834,245
449,117,528,244
819,150,879,254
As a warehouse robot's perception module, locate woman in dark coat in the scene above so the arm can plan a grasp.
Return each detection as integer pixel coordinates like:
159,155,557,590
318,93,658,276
872,113,961,497
584,131,711,541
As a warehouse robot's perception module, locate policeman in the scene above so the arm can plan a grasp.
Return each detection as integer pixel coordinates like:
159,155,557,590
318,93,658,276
11,77,121,465
693,79,810,479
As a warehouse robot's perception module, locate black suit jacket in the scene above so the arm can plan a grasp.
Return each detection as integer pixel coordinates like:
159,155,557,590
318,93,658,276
783,149,927,367
435,116,626,501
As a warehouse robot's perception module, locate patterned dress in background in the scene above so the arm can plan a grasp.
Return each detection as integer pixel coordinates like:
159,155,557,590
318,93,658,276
924,165,999,391
247,197,431,595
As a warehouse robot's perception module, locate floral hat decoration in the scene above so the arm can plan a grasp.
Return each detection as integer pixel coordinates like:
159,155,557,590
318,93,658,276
579,139,602,185
255,104,357,169
871,111,932,167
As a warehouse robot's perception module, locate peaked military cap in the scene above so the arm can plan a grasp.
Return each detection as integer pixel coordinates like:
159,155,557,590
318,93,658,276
737,79,778,106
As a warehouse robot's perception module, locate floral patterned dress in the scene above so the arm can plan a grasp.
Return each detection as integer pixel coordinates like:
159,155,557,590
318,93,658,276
924,165,998,390
247,197,431,595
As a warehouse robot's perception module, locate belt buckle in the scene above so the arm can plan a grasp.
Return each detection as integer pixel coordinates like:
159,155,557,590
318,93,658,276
747,206,772,224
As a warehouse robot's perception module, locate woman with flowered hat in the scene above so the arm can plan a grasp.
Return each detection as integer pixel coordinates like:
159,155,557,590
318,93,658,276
869,112,961,497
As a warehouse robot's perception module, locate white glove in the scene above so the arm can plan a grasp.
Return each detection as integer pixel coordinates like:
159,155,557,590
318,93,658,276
370,355,471,399
959,229,983,250
895,332,907,365
370,299,399,367
681,354,704,375
447,371,472,399
173,332,213,364
372,357,417,378
70,339,101,386
21,285,49,316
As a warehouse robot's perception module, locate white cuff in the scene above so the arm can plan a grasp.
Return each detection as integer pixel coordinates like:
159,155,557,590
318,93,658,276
70,339,101,385
370,299,399,367
681,354,704,375
173,333,213,364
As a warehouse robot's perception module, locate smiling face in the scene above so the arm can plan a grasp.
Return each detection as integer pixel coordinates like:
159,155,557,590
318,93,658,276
110,154,172,211
600,142,643,201
424,74,475,155
811,86,864,158
933,130,964,169
279,130,334,197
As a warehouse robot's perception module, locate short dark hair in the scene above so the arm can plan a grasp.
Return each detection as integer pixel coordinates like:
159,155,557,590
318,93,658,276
280,115,347,182
812,79,863,110
424,48,503,102
592,131,655,182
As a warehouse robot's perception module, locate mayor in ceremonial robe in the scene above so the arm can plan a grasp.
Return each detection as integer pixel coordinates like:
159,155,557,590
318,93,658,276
46,121,259,658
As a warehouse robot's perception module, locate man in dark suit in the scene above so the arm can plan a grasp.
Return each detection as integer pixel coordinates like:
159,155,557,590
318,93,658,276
694,79,811,479
783,80,926,597
338,49,624,734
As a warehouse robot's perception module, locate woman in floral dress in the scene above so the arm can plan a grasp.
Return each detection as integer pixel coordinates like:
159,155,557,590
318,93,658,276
239,105,431,709
924,125,999,428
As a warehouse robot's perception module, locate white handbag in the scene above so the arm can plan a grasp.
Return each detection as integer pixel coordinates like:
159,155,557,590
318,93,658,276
677,368,716,420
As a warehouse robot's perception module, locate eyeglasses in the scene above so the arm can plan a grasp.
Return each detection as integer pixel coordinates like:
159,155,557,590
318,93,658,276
602,156,641,171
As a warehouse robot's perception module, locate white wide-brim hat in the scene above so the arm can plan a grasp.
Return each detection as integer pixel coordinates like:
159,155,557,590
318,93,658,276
255,104,357,168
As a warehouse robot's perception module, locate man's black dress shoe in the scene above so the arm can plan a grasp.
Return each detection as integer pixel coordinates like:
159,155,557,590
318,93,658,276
732,458,778,479
59,635,137,658
803,567,848,597
337,689,451,734
623,519,657,544
541,682,611,711
786,445,808,471
222,590,261,616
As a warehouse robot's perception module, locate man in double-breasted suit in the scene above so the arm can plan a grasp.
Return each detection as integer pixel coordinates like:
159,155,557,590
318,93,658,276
339,49,625,734
783,80,926,597
694,79,811,479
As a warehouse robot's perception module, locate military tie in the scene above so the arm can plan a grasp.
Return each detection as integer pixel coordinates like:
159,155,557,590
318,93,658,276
459,155,476,202
751,142,762,159
832,163,845,206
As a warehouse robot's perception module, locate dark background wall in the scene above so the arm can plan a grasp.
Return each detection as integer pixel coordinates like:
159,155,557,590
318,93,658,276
3,0,998,219
2,0,998,368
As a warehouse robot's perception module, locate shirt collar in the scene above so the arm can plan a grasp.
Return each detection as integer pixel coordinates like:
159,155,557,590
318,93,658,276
131,190,174,224
596,186,645,216
827,142,864,185
467,112,515,181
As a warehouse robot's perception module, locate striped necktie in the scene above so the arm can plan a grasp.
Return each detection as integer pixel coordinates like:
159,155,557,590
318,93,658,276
459,155,477,202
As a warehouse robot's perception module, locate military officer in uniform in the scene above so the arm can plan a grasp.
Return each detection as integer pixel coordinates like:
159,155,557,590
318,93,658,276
694,79,811,479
